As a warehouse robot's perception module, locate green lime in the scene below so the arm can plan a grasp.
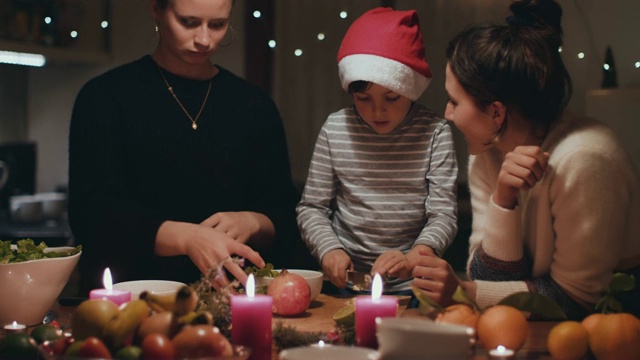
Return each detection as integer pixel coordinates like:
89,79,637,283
0,332,39,359
411,284,443,316
114,345,143,359
332,303,355,327
30,324,63,345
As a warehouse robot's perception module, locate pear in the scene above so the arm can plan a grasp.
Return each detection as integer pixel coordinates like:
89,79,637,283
71,299,119,341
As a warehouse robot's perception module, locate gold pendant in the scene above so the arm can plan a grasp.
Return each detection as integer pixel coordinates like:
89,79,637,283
192,123,198,130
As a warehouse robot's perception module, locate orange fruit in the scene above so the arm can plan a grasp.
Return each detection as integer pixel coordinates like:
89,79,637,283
477,305,529,351
585,313,640,360
436,304,480,331
547,321,589,360
580,313,605,335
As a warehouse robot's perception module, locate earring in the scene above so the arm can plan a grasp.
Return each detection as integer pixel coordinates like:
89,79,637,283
220,25,236,48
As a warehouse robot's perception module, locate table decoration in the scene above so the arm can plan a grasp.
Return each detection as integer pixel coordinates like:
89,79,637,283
89,268,131,306
3,321,27,335
355,273,398,348
231,274,272,360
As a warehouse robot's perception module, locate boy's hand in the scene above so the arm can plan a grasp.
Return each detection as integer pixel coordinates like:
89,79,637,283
372,250,411,279
322,249,351,288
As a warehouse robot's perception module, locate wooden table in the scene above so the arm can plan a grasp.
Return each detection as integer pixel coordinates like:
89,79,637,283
44,293,556,359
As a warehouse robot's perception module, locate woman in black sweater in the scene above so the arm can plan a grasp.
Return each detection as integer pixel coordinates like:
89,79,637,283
68,0,311,294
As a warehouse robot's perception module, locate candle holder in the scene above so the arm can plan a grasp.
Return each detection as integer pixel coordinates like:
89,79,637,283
4,321,27,335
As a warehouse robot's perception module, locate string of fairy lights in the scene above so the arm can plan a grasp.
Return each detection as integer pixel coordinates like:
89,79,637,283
1,6,638,73
250,7,640,75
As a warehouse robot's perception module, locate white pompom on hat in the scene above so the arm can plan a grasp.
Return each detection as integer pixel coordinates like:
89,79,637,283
337,7,432,101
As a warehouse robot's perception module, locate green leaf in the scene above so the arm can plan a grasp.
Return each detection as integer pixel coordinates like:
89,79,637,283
244,263,279,277
452,286,478,310
498,292,567,320
608,273,635,294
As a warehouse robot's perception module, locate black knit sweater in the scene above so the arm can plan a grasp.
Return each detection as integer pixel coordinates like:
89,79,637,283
68,55,314,293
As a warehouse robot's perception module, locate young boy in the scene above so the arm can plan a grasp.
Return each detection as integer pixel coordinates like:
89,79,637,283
296,7,458,293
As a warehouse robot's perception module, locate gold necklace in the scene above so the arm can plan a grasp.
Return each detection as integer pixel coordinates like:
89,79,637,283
158,67,212,130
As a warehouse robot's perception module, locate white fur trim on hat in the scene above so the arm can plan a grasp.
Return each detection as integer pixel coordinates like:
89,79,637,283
338,54,430,101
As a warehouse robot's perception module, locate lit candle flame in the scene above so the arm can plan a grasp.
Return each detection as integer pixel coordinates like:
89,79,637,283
102,267,113,291
317,340,325,347
371,273,383,301
246,274,255,298
11,321,18,327
496,345,507,354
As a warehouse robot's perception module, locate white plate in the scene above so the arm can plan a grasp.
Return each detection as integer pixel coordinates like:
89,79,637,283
279,345,378,360
112,280,186,299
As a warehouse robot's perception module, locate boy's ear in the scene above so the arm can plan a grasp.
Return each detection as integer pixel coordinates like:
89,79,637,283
489,101,508,128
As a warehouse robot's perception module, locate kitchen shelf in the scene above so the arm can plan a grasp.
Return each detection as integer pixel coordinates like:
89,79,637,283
0,39,111,65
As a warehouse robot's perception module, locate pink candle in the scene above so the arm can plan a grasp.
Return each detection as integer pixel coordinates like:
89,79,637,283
355,273,398,349
89,268,131,306
231,274,273,360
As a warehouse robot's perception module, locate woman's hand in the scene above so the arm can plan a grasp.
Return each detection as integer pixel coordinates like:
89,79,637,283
155,221,265,292
322,249,352,289
412,249,470,307
494,146,549,209
201,211,275,246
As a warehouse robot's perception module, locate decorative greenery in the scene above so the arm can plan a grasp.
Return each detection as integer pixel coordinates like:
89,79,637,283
498,292,567,320
191,258,244,339
334,323,355,345
244,262,280,278
595,273,636,314
272,322,328,349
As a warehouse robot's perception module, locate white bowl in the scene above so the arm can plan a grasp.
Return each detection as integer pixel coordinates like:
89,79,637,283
9,195,44,223
376,317,475,360
256,269,323,301
0,246,81,326
35,192,67,220
280,344,378,360
112,280,186,299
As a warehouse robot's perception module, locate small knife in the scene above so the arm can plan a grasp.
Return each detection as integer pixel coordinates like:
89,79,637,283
346,270,373,291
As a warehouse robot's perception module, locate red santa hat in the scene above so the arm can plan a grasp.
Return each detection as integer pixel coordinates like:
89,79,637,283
337,7,432,101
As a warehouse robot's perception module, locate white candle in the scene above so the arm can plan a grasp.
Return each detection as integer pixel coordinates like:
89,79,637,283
4,321,27,335
489,345,515,359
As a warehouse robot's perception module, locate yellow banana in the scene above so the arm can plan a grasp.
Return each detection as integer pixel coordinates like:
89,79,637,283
103,299,150,348
178,310,213,326
140,291,176,313
173,286,199,317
